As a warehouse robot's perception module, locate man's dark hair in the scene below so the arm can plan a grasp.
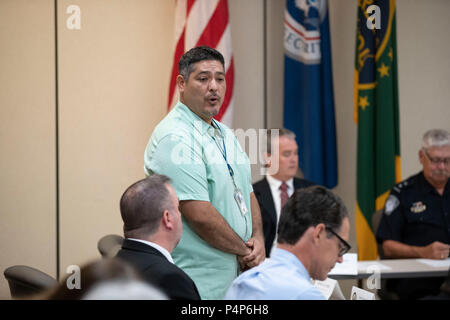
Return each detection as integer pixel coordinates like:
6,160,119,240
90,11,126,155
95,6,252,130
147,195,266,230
120,174,173,239
178,46,225,81
277,186,349,245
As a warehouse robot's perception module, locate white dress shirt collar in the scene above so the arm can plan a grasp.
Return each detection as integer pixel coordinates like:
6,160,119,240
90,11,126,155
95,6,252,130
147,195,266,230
266,175,294,192
127,238,174,264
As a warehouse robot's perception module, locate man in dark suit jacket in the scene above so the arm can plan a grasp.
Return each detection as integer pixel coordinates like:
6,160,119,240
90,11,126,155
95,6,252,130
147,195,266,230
253,129,315,257
116,174,200,300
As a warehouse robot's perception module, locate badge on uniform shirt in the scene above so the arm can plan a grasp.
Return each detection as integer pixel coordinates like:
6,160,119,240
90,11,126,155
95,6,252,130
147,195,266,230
384,195,399,216
410,201,426,214
234,188,248,216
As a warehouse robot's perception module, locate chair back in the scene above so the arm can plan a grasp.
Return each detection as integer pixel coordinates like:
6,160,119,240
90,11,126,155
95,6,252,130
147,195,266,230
4,265,58,299
371,209,384,258
98,234,124,258
371,209,383,235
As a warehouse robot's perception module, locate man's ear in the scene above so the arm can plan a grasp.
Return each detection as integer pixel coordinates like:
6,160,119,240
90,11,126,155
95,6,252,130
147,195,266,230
419,149,425,165
313,223,326,243
263,152,272,168
176,75,186,93
162,210,174,230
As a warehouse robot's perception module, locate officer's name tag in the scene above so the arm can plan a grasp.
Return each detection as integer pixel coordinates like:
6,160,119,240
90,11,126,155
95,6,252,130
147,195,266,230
234,188,248,216
410,201,426,213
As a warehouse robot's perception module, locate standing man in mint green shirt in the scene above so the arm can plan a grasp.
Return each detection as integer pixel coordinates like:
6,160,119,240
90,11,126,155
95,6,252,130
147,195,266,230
144,46,265,299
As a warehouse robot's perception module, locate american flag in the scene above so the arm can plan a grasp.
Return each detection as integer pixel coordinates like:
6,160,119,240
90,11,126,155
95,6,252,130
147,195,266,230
167,0,235,127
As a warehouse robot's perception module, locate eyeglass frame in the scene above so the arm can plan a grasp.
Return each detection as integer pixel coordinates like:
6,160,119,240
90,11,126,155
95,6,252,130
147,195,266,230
422,148,450,166
325,226,351,257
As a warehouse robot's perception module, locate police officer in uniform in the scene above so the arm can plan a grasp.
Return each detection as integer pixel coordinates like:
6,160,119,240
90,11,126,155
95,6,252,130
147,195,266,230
376,129,450,300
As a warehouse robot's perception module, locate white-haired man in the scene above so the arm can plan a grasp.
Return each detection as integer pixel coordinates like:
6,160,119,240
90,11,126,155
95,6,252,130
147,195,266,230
376,129,450,300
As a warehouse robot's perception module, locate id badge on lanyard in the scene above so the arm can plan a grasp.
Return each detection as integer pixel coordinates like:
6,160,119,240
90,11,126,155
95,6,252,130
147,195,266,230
234,188,248,216
211,120,248,216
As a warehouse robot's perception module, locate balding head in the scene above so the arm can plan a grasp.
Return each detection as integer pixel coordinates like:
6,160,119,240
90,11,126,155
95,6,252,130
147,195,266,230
120,175,173,239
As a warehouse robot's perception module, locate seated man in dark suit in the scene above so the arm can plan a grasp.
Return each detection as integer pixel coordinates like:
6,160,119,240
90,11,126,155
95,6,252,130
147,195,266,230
253,128,314,257
116,174,200,300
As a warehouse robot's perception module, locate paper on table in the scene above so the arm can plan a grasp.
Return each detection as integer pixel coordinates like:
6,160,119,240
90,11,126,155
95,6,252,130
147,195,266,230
358,261,392,271
350,286,376,300
328,253,357,275
416,258,450,268
313,278,336,300
313,278,346,300
330,280,346,300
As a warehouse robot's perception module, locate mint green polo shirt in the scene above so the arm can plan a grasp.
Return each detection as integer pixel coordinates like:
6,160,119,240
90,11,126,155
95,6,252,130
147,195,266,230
144,101,253,300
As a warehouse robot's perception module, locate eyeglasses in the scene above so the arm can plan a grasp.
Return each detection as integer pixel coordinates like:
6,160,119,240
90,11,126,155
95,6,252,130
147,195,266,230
423,149,450,166
325,227,351,257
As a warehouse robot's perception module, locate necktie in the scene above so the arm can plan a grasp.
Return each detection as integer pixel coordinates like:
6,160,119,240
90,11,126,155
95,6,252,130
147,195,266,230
280,182,289,212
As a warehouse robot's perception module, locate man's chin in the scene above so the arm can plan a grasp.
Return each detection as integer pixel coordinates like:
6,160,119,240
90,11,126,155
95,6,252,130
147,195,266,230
315,273,328,282
204,107,220,118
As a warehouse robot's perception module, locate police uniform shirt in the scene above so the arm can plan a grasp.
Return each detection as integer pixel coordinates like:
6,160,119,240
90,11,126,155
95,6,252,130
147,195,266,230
376,171,450,248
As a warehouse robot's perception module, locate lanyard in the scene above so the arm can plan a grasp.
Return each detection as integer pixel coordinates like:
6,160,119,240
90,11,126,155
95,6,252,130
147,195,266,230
210,120,237,188
211,120,249,228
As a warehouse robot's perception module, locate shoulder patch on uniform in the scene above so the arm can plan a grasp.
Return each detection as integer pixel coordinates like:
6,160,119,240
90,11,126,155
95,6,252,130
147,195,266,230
384,195,400,216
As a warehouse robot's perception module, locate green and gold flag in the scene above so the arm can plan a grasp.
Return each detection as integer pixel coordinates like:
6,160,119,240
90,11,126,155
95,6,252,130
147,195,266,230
354,0,401,261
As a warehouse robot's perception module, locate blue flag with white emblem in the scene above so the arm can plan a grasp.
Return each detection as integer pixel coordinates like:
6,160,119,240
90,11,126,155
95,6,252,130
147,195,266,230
284,0,337,188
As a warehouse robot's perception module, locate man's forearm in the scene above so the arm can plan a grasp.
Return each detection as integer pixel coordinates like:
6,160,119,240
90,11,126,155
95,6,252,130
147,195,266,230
382,240,423,258
383,240,450,259
240,192,266,268
179,200,250,256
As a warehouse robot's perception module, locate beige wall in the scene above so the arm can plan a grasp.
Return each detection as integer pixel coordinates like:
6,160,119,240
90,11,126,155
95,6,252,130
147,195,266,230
57,0,174,281
396,0,450,176
229,0,265,180
1,0,449,299
0,0,56,299
328,0,359,246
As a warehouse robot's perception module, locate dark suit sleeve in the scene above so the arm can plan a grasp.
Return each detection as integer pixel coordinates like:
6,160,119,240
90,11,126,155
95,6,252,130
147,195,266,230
294,178,316,189
160,272,201,300
253,182,275,257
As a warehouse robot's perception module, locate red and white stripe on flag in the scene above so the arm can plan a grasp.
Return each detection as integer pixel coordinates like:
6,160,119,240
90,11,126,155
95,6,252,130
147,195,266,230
167,0,235,128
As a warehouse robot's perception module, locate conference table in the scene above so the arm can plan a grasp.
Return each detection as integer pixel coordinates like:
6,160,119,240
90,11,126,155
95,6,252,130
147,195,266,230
328,257,450,280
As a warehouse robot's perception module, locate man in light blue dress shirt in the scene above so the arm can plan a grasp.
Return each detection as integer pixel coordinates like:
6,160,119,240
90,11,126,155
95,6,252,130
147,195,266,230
225,186,351,300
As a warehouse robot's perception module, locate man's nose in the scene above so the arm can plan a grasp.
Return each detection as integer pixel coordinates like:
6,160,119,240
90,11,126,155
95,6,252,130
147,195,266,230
437,161,446,169
208,79,218,91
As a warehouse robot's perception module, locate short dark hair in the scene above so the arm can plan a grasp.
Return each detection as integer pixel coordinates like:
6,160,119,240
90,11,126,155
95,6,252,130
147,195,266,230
266,128,296,154
120,174,173,239
178,46,225,81
277,186,348,245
